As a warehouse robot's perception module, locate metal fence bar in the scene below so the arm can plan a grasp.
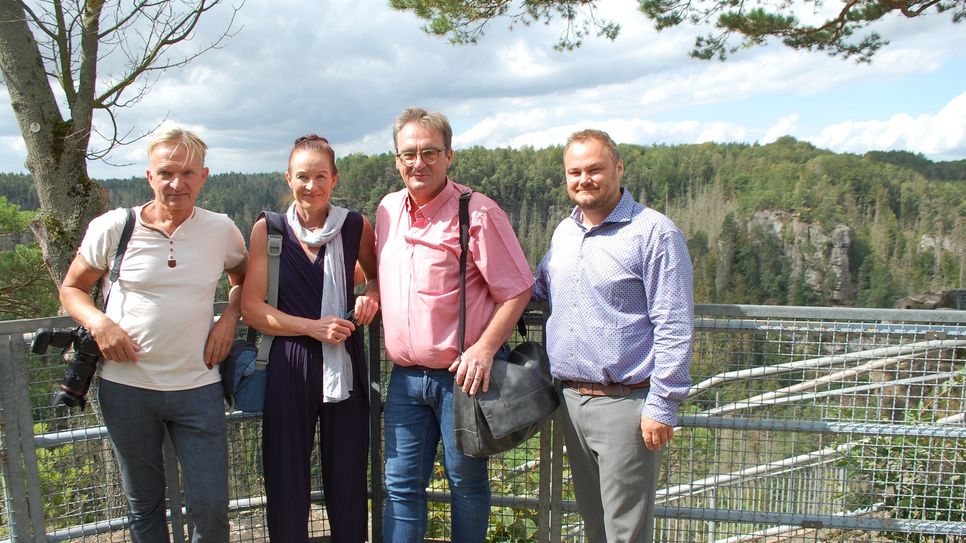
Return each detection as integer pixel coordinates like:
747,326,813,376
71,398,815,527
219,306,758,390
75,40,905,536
681,415,966,438
367,315,384,542
655,506,966,535
5,330,46,543
7,331,45,543
0,332,35,542
43,516,129,542
696,303,966,324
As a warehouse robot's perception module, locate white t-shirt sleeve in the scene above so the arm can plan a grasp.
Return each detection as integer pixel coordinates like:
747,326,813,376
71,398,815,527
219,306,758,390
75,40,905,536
221,215,247,270
78,207,132,271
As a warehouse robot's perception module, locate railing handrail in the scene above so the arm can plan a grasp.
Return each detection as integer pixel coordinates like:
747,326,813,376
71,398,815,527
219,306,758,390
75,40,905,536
5,302,965,337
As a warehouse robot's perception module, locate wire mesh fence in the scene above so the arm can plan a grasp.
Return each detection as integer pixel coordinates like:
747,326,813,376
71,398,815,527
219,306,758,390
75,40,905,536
661,305,966,543
1,304,964,542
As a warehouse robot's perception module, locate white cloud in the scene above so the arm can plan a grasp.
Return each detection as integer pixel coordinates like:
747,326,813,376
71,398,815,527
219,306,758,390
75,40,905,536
809,91,966,159
2,0,966,179
764,114,800,143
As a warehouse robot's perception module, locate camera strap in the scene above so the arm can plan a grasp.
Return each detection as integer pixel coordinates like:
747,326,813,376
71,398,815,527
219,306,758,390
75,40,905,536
103,208,136,306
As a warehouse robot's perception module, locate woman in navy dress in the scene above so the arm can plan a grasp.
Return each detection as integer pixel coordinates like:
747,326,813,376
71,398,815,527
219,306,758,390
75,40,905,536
241,134,379,542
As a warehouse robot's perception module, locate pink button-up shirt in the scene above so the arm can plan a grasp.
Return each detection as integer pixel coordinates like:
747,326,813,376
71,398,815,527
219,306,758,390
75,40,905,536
375,180,533,368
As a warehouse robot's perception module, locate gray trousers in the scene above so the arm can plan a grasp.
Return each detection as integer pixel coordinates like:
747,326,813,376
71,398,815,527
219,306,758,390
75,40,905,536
561,387,662,543
98,379,229,543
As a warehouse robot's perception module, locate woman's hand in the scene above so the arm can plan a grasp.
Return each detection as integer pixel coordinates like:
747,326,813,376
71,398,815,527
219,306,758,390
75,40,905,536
307,316,356,345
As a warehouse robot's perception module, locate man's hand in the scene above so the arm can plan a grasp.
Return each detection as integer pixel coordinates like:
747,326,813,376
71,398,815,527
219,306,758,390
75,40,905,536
641,416,674,450
89,314,140,363
352,295,380,326
449,342,495,395
204,316,237,368
60,253,140,362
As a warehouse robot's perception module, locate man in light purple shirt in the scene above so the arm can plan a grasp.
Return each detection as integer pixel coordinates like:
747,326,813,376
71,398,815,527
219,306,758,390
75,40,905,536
375,107,533,543
534,129,693,543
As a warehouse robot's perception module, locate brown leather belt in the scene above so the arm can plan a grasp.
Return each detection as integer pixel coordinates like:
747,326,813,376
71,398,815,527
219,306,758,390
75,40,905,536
404,364,447,372
564,379,650,397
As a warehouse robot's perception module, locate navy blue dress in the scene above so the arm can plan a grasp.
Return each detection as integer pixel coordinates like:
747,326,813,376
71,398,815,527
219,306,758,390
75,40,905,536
262,212,368,543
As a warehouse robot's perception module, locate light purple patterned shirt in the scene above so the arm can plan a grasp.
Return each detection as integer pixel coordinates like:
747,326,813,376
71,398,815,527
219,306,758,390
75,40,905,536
534,189,693,426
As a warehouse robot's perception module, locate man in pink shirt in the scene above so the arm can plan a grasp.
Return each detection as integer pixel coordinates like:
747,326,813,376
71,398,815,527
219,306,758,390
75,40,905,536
376,107,533,543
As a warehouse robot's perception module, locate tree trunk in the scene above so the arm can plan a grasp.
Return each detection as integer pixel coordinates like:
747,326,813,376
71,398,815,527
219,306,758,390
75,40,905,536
27,152,108,285
0,0,108,285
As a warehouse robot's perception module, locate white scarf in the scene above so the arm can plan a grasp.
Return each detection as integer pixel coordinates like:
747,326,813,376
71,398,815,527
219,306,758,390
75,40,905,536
286,202,352,403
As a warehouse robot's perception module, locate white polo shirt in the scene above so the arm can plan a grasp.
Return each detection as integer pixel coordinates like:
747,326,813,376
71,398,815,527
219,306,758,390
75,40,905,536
79,204,246,391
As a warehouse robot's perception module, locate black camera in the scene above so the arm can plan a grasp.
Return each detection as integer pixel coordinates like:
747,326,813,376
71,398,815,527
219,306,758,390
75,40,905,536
31,327,103,410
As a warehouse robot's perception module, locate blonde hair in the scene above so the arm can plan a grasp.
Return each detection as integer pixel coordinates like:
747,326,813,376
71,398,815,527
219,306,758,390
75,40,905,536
147,127,208,164
565,129,620,164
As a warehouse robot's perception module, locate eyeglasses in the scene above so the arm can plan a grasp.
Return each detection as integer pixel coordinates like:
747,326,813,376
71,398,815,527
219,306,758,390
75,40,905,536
395,147,447,167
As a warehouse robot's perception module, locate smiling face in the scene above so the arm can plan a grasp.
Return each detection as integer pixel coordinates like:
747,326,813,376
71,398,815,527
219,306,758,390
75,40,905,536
146,142,209,214
394,122,452,206
286,148,339,216
564,137,624,226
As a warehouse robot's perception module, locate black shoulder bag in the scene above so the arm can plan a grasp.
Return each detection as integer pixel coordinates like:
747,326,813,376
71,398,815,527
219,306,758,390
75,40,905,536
452,190,559,458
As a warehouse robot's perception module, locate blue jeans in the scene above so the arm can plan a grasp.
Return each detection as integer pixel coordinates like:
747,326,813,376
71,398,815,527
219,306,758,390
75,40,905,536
97,379,229,543
382,365,490,543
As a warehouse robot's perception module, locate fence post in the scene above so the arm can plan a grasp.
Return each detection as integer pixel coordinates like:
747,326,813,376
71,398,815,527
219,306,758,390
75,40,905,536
538,307,565,543
0,332,47,542
0,332,33,542
367,316,384,543
548,411,565,543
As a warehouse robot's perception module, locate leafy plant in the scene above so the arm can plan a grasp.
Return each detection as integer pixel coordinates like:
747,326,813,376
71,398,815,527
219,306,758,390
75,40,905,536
842,375,965,542
33,422,96,529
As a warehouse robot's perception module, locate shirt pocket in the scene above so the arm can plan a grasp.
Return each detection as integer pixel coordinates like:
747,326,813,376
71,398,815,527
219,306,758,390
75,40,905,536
413,243,458,295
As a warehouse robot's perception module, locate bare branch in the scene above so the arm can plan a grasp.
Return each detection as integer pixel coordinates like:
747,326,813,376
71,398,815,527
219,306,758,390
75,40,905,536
53,0,78,105
94,0,244,117
97,0,158,38
16,0,59,40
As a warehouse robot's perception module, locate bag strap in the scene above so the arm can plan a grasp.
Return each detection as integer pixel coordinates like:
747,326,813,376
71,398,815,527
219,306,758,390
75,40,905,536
255,211,285,368
458,191,472,354
457,192,529,350
102,208,136,307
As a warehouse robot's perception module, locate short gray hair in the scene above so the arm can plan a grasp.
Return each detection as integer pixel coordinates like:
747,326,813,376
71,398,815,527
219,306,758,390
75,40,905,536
392,107,452,151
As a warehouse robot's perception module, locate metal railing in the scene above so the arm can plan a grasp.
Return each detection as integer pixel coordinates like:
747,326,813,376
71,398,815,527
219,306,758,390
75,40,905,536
1,304,964,542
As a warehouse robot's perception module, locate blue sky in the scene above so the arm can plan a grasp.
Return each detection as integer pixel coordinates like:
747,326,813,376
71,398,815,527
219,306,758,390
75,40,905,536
1,0,965,179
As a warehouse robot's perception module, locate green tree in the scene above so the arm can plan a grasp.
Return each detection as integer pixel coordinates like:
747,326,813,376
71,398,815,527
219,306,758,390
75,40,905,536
0,196,58,319
391,0,964,61
0,0,240,285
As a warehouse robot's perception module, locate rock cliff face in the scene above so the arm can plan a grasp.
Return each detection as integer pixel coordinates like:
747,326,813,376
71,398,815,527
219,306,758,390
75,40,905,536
749,211,854,304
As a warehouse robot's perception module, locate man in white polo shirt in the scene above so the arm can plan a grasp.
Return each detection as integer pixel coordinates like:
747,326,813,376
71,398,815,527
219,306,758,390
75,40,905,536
60,127,247,543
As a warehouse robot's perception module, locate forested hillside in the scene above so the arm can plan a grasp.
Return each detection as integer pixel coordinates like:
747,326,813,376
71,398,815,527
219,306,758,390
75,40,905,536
2,137,964,314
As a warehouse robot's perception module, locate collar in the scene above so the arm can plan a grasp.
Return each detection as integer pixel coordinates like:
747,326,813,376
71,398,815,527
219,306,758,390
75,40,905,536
405,178,462,224
570,188,636,230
